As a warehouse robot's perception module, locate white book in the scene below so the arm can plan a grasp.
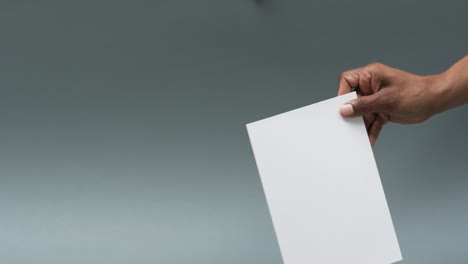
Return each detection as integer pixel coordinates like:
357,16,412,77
246,92,402,264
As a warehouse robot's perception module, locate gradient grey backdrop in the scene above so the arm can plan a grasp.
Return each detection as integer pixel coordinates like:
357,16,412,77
1,1,467,263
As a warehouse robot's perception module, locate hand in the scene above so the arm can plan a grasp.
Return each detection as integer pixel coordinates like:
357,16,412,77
337,62,448,146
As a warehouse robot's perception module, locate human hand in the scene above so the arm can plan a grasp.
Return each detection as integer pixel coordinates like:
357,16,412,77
337,62,451,146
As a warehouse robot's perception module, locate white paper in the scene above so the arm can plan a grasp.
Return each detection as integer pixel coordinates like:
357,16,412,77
246,92,402,264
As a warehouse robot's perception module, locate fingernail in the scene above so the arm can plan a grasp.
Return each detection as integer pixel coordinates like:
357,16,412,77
340,104,354,117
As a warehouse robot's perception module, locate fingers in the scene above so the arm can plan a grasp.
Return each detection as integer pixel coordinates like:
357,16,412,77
368,116,387,146
340,90,396,117
336,62,404,146
350,96,377,116
356,90,376,130
337,62,385,96
337,70,372,96
339,94,378,117
337,71,359,96
363,113,376,132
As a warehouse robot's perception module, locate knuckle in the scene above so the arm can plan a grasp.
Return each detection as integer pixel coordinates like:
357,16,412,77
339,69,360,81
355,97,370,113
367,62,383,70
361,72,372,83
338,71,350,80
338,72,345,80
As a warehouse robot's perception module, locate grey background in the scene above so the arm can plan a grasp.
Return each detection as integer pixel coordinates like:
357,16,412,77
1,0,467,263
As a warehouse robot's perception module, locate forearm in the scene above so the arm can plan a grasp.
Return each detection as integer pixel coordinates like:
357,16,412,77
437,56,468,111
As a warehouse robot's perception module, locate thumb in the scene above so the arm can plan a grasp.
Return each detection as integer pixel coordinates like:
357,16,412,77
340,93,390,117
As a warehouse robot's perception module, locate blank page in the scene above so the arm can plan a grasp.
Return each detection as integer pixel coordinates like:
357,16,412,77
246,92,402,264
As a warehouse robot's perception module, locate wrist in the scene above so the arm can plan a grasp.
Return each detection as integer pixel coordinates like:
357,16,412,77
442,56,468,107
424,73,452,114
429,70,467,114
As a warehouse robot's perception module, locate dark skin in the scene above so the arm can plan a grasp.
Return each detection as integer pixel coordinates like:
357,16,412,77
338,56,468,146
